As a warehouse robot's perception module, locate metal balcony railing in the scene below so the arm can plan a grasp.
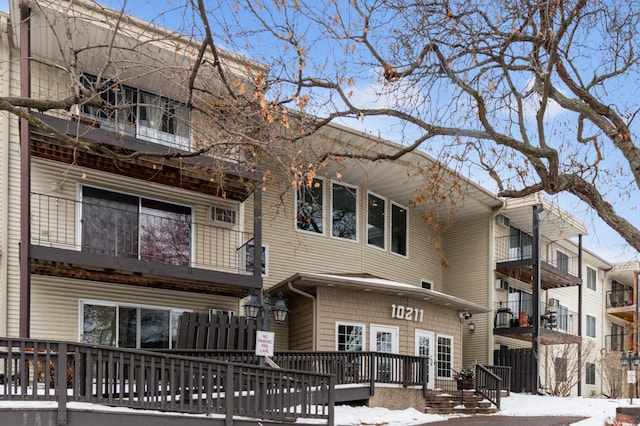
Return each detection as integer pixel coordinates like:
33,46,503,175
494,235,579,277
30,193,255,274
606,290,634,308
493,300,578,336
605,333,626,352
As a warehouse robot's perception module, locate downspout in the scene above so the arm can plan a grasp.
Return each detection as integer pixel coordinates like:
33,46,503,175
19,0,31,338
0,15,10,337
288,281,317,351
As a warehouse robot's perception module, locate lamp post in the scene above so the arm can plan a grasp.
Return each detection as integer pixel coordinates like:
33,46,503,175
243,290,288,365
621,350,640,404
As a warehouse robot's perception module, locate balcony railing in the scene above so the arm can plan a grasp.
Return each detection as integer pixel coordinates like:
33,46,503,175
493,300,578,336
494,235,579,277
605,333,626,352
30,193,255,274
606,290,634,308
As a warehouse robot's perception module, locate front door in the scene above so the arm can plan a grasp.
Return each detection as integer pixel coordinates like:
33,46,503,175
415,329,435,389
370,324,399,381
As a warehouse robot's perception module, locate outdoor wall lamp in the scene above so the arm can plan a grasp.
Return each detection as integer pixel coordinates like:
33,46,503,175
243,290,289,330
468,322,475,332
620,350,640,404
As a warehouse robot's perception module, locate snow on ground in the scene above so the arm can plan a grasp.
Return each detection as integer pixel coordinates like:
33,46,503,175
331,393,634,425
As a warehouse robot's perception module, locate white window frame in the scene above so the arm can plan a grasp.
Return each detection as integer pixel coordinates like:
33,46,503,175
390,201,408,257
295,177,325,236
436,334,454,379
366,191,387,251
79,299,190,349
585,362,596,385
586,266,597,292
335,321,366,352
586,314,596,338
330,181,359,242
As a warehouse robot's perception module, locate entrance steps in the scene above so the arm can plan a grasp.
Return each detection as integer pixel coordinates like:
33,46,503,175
424,389,500,415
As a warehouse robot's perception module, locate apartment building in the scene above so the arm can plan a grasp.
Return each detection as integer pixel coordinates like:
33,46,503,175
0,0,630,402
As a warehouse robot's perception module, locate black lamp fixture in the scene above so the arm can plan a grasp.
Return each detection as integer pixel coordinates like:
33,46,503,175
243,290,289,329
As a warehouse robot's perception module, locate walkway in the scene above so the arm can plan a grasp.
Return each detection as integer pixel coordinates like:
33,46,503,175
422,416,587,425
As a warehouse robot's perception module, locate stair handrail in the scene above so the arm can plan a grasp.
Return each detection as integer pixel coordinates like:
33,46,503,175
475,364,503,409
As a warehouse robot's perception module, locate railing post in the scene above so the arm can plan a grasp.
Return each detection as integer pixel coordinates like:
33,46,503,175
369,353,375,396
422,357,429,397
225,363,234,426
57,342,67,426
328,374,336,426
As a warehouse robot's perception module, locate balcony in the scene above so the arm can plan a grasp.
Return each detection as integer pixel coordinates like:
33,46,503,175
606,289,636,321
494,236,582,289
605,333,627,352
493,301,580,345
29,193,260,296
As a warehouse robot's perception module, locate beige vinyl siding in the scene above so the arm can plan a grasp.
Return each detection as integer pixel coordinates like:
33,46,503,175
442,214,492,366
261,175,444,292
30,275,239,342
314,287,462,363
4,41,24,337
288,295,314,350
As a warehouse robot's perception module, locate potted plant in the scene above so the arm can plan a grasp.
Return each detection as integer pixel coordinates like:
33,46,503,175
455,367,475,390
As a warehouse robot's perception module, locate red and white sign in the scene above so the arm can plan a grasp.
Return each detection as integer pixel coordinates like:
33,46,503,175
255,331,275,357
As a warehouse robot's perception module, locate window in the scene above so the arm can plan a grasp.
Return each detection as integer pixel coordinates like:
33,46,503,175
508,287,533,318
509,226,532,260
555,357,567,382
391,203,407,256
244,244,267,276
556,250,569,273
557,304,569,332
586,363,596,385
81,186,192,266
436,335,453,379
332,182,357,240
367,192,385,249
336,323,364,351
586,314,596,338
82,75,190,148
586,267,597,291
296,178,324,234
82,301,185,349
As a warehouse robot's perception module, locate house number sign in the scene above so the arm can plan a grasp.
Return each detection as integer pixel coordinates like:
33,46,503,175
391,304,424,322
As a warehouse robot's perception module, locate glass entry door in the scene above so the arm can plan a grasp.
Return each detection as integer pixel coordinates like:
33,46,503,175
415,329,435,389
370,324,398,382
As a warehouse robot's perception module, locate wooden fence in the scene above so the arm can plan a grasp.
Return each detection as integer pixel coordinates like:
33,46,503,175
0,338,334,426
494,346,534,393
175,313,259,350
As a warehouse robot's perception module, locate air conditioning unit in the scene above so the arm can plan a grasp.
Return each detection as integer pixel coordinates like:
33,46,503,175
209,309,236,318
496,215,510,228
547,298,559,313
210,205,237,226
495,278,509,291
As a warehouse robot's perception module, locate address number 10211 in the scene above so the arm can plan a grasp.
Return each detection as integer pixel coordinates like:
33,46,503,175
391,304,424,322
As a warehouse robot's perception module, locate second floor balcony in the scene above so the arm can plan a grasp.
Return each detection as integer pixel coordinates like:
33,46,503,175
493,300,580,345
606,289,636,322
494,235,582,289
30,192,261,296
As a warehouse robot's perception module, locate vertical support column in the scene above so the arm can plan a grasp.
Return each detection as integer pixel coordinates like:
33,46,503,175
577,235,583,397
253,176,263,281
19,0,31,338
531,205,542,394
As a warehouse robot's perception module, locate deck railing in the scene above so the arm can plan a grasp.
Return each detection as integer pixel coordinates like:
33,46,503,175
30,193,255,273
0,338,334,425
164,349,430,396
605,333,626,352
606,290,634,308
493,300,578,336
494,235,579,277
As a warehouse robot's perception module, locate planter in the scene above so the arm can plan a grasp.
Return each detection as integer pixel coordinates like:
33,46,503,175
457,378,474,390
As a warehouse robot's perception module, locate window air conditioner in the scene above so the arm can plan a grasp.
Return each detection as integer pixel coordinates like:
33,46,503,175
496,215,510,228
495,278,509,291
209,309,236,318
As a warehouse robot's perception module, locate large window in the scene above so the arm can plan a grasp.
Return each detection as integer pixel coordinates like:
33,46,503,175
82,186,191,266
82,301,185,349
82,75,190,148
509,226,532,260
586,314,596,338
391,203,407,256
586,363,596,385
586,267,597,291
296,178,324,234
336,323,364,351
556,250,569,273
557,304,569,332
436,335,452,379
508,287,533,317
367,193,385,249
332,183,357,240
